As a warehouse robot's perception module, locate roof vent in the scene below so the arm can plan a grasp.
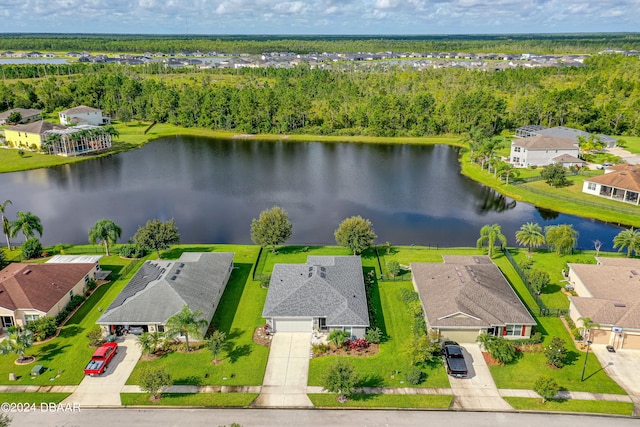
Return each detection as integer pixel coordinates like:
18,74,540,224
631,270,638,276
175,269,181,274
171,275,177,280
614,302,626,308
23,269,31,275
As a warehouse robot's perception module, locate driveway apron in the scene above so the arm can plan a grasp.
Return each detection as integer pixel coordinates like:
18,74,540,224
449,344,513,411
63,335,142,407
591,344,640,416
254,332,313,407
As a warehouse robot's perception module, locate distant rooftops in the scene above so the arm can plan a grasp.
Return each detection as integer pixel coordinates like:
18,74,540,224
515,125,617,148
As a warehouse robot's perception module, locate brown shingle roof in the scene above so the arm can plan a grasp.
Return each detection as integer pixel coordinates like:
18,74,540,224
0,263,95,312
0,108,41,120
512,135,578,150
411,256,535,329
585,165,640,193
5,121,65,135
568,258,640,329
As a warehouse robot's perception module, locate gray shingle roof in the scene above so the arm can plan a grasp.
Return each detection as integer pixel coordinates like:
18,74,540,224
536,126,617,145
411,256,535,328
97,252,233,325
512,135,578,150
262,256,369,327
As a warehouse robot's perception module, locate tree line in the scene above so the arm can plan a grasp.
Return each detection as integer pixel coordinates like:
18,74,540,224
1,33,640,54
1,54,640,137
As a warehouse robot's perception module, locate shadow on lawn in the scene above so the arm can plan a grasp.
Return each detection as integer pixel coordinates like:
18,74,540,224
175,375,203,386
161,247,215,259
36,343,72,362
358,373,384,387
58,325,82,338
210,264,251,333
227,344,252,363
564,350,581,366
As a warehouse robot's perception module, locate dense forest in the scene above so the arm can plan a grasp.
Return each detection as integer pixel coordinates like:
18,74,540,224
1,33,640,54
1,54,639,137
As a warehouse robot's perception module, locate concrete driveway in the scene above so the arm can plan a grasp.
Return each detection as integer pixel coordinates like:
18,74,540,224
448,344,513,411
591,344,640,415
63,335,142,407
254,332,313,407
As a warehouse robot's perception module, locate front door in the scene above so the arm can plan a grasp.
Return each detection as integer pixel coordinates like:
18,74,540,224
318,318,327,331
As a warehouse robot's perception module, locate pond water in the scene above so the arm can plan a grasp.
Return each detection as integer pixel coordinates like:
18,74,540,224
0,136,624,250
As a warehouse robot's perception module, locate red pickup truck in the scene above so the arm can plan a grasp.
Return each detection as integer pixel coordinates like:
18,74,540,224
84,342,118,376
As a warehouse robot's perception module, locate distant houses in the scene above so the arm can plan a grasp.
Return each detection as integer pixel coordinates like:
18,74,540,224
582,164,640,205
0,108,42,126
509,135,583,168
59,106,111,126
515,125,617,148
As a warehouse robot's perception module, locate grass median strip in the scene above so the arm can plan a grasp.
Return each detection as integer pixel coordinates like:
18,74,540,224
308,393,452,408
121,393,258,407
503,397,633,416
0,392,70,405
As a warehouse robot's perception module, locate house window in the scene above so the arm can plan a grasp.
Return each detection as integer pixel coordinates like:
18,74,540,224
587,182,596,191
514,147,521,152
157,325,165,333
69,290,73,297
84,274,90,283
344,326,352,337
504,324,524,336
512,157,520,163
24,314,40,324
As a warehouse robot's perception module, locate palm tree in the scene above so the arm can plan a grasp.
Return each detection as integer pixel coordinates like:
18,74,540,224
0,329,34,362
578,317,601,343
476,224,507,257
613,228,640,258
9,211,43,240
515,222,545,254
165,305,208,352
0,199,12,250
207,330,227,364
88,219,122,256
105,126,120,139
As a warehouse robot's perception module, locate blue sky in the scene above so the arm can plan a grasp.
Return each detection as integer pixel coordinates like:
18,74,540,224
1,0,637,34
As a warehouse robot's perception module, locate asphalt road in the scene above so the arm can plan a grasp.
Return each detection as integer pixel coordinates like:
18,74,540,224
7,408,638,427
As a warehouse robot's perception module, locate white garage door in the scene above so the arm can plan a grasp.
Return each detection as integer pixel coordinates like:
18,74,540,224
623,333,640,350
273,318,313,333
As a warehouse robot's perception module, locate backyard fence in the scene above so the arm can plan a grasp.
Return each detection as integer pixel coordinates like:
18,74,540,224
502,249,568,318
252,247,270,282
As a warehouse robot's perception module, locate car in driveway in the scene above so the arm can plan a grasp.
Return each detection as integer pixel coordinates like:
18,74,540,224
442,341,468,378
128,326,145,335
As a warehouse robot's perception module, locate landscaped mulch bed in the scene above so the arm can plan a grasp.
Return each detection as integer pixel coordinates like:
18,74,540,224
313,343,379,358
253,327,272,347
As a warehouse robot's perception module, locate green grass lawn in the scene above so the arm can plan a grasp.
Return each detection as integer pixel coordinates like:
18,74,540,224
257,245,378,275
0,392,70,404
121,392,258,407
503,397,633,416
126,245,269,386
619,135,640,154
489,317,626,394
0,254,138,385
308,393,452,408
378,246,482,279
308,280,451,389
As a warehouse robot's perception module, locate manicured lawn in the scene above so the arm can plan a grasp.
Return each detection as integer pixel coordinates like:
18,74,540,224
378,246,482,279
503,397,633,416
126,245,269,386
257,245,374,275
308,280,450,389
0,254,138,385
121,392,258,407
489,317,626,394
0,392,70,404
308,393,452,408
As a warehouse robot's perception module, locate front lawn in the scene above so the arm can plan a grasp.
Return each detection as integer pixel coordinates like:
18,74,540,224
308,393,452,408
126,245,269,386
121,392,258,407
503,397,633,416
489,317,626,394
0,254,139,385
0,392,70,404
308,280,450,389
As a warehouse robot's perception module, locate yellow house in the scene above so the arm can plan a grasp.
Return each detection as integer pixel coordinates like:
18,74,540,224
0,262,98,330
3,121,66,151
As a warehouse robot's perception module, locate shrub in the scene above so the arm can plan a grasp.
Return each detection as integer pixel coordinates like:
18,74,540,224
118,244,148,258
405,367,424,385
512,332,543,346
139,366,172,400
571,328,583,341
387,260,401,277
21,238,43,259
25,316,57,341
365,327,382,344
260,275,271,288
529,269,551,294
534,375,559,403
328,329,350,348
346,339,370,351
86,278,97,292
55,294,86,325
400,288,420,304
86,325,104,347
544,336,568,368
477,334,518,364
312,343,329,357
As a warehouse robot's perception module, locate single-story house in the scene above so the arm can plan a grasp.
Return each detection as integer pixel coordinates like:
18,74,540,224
582,164,640,205
46,255,110,280
0,108,42,125
567,257,640,350
262,256,370,338
3,121,66,150
515,125,617,148
411,256,536,343
59,106,110,126
0,262,98,330
510,135,581,168
97,252,234,337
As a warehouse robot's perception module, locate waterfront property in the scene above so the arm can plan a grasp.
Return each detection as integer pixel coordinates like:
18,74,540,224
411,256,536,343
97,252,234,337
510,135,582,168
567,257,640,350
262,256,370,338
3,121,66,150
0,108,42,125
42,125,113,156
0,262,98,330
515,125,617,148
582,164,640,205
59,105,110,126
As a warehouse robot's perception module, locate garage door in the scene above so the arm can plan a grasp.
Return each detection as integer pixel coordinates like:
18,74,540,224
623,333,640,350
273,318,312,333
591,329,610,345
440,329,479,343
